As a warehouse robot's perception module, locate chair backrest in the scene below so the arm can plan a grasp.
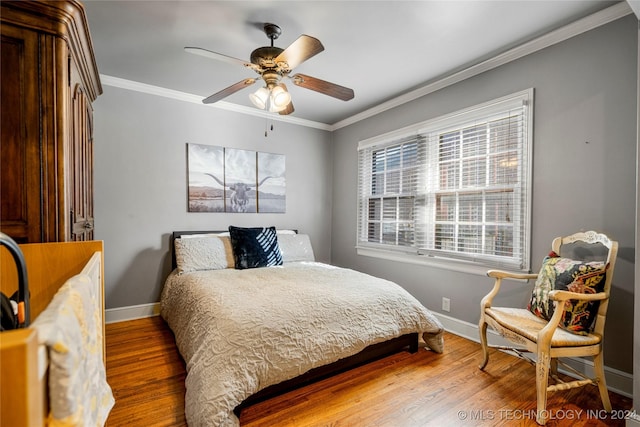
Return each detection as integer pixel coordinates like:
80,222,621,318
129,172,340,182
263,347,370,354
550,231,618,337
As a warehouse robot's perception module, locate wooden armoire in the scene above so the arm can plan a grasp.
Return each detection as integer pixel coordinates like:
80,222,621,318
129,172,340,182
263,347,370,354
1,0,101,243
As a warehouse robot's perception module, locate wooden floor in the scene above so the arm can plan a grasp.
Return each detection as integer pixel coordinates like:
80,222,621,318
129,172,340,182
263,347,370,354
105,316,632,426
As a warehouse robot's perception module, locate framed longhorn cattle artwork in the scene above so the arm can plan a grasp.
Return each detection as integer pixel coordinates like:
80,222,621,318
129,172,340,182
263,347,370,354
257,152,286,213
187,143,286,213
224,148,258,213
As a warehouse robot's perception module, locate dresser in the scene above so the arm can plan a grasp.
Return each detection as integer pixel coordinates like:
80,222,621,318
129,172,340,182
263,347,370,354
1,0,101,243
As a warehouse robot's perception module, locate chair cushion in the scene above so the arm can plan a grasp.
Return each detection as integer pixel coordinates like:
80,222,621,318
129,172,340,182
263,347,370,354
485,307,601,347
527,253,607,335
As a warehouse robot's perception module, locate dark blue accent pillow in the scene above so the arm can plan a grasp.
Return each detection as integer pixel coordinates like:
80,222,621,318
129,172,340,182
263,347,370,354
228,226,283,270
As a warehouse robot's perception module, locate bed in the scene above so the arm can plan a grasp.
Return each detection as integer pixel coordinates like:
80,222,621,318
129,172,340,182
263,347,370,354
0,239,114,426
160,227,444,427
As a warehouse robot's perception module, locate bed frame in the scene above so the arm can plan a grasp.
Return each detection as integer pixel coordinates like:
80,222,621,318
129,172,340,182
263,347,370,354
169,230,419,414
0,240,105,426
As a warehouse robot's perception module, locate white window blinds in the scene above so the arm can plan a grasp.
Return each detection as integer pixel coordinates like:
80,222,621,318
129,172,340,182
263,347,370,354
358,136,426,248
357,89,532,271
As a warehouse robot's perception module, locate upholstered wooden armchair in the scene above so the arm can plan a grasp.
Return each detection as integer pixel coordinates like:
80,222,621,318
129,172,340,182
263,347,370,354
478,231,618,425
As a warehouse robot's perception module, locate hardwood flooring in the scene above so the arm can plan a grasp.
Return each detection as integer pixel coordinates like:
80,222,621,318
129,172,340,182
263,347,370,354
105,316,632,426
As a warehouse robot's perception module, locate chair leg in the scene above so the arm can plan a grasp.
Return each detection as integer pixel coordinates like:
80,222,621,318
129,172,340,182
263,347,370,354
549,358,559,382
478,317,489,369
593,352,612,412
536,350,550,425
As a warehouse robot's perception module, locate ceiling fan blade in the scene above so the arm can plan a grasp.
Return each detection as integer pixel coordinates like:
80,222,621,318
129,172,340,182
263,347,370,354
274,35,324,70
291,73,354,101
278,83,294,115
185,47,260,72
202,78,257,104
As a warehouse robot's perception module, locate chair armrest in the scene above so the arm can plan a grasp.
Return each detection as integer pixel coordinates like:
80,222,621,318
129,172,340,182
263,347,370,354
537,291,609,346
481,270,537,310
548,290,608,302
538,301,567,346
487,270,538,281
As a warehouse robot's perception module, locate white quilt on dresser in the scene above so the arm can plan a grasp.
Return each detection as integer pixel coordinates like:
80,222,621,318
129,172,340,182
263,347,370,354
160,262,444,427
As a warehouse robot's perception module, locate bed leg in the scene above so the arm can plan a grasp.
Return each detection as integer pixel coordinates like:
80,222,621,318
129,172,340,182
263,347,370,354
409,333,419,353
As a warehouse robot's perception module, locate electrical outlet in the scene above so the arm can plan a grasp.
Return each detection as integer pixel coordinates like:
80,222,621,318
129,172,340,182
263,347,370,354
442,297,450,312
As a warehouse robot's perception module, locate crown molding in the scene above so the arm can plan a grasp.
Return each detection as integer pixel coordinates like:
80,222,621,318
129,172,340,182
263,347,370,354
100,2,632,133
99,75,333,131
330,1,633,131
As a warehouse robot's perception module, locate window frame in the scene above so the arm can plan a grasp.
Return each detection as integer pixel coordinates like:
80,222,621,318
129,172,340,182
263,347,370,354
356,89,534,274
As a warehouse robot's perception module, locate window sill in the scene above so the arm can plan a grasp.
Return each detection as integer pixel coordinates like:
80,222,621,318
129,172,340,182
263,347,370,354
356,246,528,277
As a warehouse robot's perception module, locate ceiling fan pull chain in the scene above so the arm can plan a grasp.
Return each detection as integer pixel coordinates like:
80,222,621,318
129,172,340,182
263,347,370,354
264,118,276,138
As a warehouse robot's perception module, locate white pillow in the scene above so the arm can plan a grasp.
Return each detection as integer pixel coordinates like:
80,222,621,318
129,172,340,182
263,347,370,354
277,234,315,263
174,235,234,273
276,229,297,235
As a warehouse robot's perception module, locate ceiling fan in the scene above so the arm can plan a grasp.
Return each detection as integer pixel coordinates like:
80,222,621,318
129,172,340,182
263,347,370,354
185,23,354,115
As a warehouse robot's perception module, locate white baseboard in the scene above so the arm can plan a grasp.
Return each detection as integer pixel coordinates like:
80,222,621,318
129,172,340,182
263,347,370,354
432,311,634,398
105,302,160,324
627,412,640,427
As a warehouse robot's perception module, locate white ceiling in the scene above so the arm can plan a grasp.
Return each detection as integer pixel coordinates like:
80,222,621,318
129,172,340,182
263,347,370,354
83,0,623,126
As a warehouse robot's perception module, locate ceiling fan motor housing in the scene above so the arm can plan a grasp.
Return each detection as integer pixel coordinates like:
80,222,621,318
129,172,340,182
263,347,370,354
250,46,285,71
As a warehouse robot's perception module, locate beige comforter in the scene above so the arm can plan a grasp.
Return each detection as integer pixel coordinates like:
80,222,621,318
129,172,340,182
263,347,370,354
160,262,444,427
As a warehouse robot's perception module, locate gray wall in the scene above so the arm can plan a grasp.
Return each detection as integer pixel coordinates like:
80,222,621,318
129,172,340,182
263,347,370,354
93,87,333,309
93,15,636,377
331,15,637,374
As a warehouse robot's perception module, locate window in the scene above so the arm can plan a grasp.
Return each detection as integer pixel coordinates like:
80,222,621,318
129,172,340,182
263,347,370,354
364,137,425,247
357,90,532,271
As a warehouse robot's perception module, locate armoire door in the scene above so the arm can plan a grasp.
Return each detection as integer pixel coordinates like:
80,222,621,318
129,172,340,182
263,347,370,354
0,25,43,243
69,80,95,241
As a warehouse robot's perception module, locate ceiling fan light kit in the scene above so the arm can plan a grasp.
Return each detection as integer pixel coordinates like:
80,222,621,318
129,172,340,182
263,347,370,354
187,22,354,116
249,84,291,112
268,85,291,111
249,87,270,109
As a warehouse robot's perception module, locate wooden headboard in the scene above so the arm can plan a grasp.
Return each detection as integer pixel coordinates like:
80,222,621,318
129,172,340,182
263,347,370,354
0,240,105,427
